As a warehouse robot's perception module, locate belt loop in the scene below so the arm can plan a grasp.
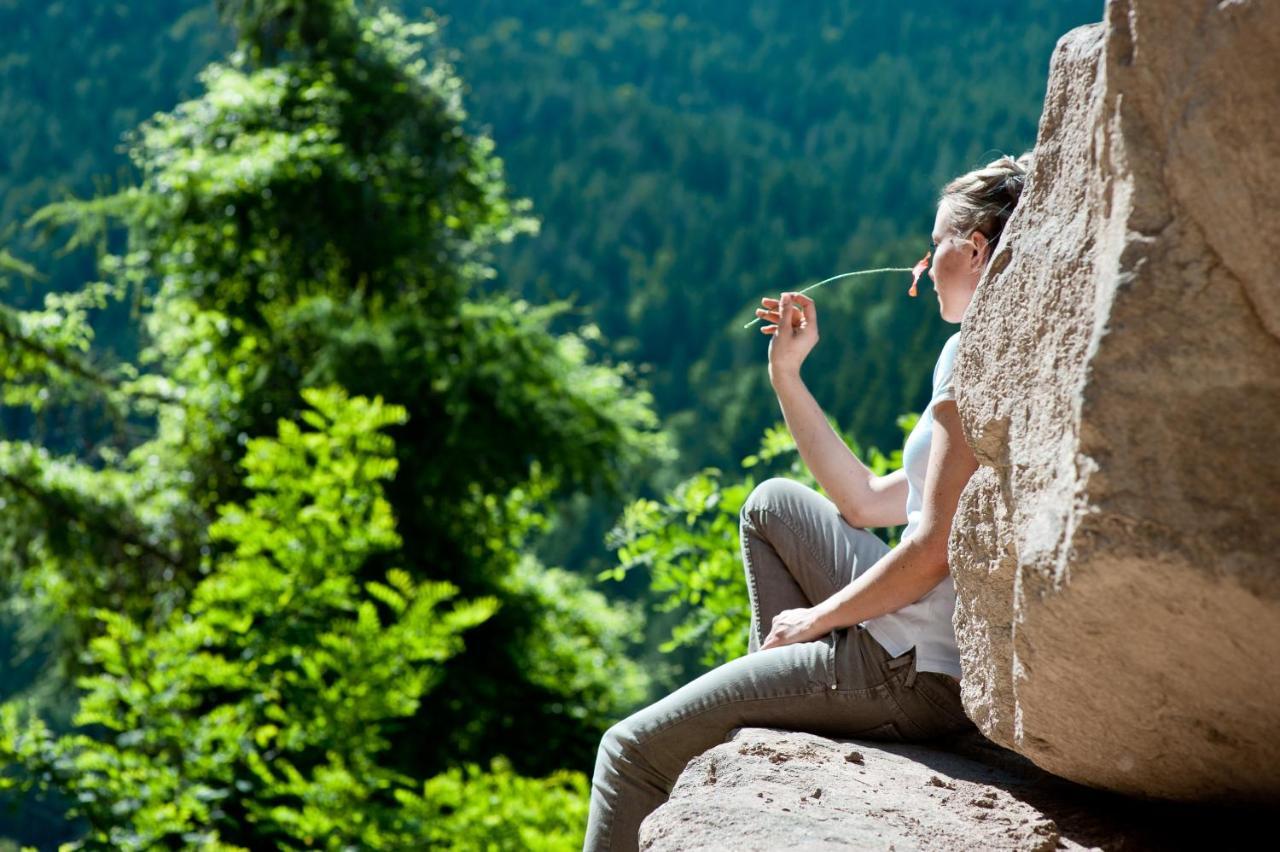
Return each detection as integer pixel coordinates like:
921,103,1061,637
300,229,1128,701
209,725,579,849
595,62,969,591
885,649,919,688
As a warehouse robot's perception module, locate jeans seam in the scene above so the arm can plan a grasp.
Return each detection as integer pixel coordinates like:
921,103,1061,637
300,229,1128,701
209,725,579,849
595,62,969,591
742,512,838,680
739,515,765,649
828,628,839,690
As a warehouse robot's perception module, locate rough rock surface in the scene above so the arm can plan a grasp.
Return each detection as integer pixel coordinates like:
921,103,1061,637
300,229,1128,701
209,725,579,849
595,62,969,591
639,727,1268,851
950,0,1280,802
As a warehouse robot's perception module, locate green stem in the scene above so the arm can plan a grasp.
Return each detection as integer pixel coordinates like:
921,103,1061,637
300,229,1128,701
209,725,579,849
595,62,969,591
742,267,913,329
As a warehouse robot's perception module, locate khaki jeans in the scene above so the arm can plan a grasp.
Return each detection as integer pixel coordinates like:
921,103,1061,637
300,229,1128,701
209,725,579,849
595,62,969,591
584,478,974,851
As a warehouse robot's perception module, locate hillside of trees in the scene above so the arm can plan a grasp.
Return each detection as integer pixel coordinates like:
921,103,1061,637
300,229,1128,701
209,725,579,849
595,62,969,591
2,0,1102,455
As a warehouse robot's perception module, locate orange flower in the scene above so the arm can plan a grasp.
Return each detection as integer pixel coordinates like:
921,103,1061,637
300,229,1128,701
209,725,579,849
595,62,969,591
908,250,931,297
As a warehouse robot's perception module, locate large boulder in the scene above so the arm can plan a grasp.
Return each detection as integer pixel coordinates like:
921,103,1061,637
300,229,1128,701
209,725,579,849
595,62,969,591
950,0,1280,802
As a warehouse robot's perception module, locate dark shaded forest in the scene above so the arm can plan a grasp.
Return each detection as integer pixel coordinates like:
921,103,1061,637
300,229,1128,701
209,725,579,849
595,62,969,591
2,0,1101,454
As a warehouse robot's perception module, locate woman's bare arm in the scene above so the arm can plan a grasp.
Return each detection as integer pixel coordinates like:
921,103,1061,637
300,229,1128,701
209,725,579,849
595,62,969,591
859,467,911,528
808,398,978,631
770,371,909,528
759,291,907,528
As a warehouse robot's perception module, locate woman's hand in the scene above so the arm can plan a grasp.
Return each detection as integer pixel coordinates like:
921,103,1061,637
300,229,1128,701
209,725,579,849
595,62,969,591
759,605,828,651
758,292,819,381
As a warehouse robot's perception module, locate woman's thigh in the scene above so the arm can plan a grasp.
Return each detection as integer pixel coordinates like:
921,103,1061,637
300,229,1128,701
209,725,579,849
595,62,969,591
603,629,915,790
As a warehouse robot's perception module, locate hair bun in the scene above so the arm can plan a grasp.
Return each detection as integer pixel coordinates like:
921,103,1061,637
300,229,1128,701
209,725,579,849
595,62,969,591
1002,171,1025,200
1007,151,1032,196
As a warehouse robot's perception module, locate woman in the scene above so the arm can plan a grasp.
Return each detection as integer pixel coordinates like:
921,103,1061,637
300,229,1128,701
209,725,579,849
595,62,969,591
583,152,1032,851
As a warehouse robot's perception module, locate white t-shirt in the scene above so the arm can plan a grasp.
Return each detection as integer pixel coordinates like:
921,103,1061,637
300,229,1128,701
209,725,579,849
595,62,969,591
860,331,962,679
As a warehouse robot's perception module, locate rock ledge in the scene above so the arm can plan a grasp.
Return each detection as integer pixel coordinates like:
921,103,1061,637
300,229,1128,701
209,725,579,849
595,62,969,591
639,727,1271,851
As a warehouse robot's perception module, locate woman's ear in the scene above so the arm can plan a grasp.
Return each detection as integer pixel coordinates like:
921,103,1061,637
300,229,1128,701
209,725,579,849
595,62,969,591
968,230,990,270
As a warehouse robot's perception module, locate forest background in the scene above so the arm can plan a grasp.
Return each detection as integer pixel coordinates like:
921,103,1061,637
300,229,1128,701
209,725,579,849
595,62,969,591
0,0,1099,847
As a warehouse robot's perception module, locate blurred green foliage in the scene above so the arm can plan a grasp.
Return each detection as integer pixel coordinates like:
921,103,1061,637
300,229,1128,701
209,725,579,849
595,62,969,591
0,388,587,848
0,0,668,846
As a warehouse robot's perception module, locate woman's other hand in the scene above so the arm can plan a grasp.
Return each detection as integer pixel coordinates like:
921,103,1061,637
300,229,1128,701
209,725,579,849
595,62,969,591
759,605,828,651
758,292,819,382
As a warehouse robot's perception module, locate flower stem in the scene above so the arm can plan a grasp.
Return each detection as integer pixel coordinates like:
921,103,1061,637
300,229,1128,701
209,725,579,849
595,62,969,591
742,267,914,329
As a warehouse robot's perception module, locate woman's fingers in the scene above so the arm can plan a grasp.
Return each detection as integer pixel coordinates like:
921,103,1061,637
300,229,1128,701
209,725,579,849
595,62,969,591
778,293,793,332
755,308,783,321
783,294,804,328
791,292,817,333
758,292,814,333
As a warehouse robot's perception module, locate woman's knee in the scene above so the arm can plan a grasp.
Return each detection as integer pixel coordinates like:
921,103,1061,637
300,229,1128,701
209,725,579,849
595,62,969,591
741,476,813,531
595,713,673,792
597,716,637,768
597,708,668,773
596,705,724,790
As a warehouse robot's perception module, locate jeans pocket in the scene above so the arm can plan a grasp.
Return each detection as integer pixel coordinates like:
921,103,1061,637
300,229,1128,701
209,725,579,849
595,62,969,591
912,674,974,731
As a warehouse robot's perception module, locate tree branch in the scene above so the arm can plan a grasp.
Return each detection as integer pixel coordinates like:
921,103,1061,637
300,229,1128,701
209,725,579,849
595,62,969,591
0,313,182,407
0,470,184,570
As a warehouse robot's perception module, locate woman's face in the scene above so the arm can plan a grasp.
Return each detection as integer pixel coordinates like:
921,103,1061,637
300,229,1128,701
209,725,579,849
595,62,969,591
928,201,989,324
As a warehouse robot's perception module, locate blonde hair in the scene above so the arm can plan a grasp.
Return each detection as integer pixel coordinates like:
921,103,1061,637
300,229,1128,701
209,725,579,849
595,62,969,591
939,151,1033,265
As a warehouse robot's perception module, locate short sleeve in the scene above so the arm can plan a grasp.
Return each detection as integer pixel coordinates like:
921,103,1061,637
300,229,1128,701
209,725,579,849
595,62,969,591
931,333,961,407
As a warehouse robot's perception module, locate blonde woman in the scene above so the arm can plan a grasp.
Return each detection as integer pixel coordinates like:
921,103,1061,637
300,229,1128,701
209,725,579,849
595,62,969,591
584,153,1033,852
